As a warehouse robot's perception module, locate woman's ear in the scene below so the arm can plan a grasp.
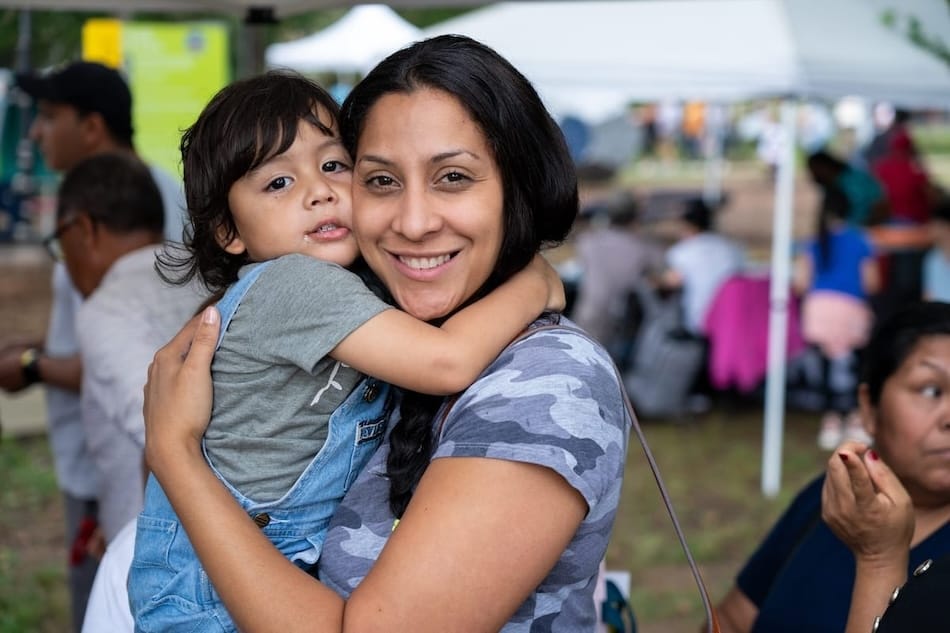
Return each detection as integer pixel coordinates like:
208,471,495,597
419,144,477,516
857,383,877,439
215,223,246,256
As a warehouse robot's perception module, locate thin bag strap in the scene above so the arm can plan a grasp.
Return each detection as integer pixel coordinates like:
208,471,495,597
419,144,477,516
487,322,722,633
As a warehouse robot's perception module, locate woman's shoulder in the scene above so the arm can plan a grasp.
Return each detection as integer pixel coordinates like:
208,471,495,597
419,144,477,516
503,314,617,367
447,313,628,433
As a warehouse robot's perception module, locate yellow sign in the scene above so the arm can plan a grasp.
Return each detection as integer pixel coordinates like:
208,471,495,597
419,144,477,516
81,18,123,69
79,20,230,178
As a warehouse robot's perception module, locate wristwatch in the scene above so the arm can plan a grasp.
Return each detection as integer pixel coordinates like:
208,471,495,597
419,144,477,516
20,348,42,386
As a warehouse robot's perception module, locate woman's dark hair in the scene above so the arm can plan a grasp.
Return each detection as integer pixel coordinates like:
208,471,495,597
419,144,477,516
815,184,850,271
861,301,950,405
340,35,579,517
156,70,340,293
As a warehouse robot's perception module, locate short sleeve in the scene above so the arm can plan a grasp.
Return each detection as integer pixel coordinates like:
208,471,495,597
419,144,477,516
233,254,392,373
432,325,630,513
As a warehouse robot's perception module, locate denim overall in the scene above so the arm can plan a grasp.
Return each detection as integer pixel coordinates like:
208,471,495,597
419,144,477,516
128,260,392,632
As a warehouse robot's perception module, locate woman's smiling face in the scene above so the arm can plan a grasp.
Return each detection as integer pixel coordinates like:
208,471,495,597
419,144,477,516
352,88,504,321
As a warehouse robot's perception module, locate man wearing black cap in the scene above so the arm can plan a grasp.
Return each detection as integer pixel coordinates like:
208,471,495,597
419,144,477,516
15,61,185,239
0,60,186,632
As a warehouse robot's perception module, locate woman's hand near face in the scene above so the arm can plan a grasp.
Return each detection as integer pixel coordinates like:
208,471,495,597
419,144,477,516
822,440,913,633
526,253,566,313
822,440,914,562
143,307,220,476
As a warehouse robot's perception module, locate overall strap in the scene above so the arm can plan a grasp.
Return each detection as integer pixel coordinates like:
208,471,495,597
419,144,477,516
507,322,722,633
215,260,274,350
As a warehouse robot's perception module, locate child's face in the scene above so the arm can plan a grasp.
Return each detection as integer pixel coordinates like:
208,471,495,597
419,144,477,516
224,111,357,267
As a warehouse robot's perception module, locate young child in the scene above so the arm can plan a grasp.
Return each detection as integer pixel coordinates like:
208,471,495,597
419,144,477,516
923,199,950,303
794,185,880,451
127,71,560,631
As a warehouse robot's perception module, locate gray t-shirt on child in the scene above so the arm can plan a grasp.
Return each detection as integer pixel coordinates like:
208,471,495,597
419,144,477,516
205,254,392,501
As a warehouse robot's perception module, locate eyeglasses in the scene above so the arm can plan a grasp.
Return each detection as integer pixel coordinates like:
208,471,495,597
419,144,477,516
42,217,79,262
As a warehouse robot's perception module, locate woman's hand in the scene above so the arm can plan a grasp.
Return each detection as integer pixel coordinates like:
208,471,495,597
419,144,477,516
527,254,566,313
821,440,914,565
143,306,220,477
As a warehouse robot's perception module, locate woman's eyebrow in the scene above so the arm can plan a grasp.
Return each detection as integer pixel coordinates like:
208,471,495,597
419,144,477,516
357,150,482,168
918,358,950,377
357,154,394,168
431,149,480,163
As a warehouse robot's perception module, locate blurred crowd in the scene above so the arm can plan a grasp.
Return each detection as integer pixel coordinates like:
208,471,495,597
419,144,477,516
565,106,948,451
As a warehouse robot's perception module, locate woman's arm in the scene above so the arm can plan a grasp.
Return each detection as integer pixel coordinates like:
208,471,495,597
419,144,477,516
146,308,587,633
821,442,914,633
332,253,564,394
713,587,757,633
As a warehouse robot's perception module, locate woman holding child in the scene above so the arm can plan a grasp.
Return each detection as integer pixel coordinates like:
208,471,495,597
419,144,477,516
94,35,632,632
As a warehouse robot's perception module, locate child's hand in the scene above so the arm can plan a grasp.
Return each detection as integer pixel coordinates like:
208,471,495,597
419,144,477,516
144,306,220,477
527,254,566,313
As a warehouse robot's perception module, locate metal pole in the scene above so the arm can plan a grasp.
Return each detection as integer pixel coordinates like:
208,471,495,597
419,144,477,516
12,9,35,201
761,99,798,497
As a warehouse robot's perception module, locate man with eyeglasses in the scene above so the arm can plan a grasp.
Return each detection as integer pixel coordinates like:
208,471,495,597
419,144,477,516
0,61,185,632
53,151,201,552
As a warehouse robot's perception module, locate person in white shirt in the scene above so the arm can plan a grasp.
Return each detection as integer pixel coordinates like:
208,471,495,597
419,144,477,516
50,153,203,542
660,197,745,336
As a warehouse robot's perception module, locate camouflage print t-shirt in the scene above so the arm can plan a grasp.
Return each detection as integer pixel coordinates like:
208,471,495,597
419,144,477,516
318,315,632,631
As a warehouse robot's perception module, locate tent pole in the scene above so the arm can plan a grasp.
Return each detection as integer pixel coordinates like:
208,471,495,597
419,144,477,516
761,99,798,497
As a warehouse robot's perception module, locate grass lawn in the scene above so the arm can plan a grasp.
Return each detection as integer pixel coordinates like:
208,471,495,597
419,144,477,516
608,402,828,632
0,399,828,633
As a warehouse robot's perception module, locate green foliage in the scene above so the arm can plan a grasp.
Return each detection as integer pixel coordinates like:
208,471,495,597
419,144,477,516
610,408,828,626
880,1,950,67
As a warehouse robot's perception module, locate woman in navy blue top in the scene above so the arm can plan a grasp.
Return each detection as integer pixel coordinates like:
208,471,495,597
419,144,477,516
714,302,950,633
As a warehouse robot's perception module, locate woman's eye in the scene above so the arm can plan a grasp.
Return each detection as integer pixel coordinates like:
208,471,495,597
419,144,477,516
921,384,943,399
366,175,395,188
266,176,290,192
441,171,469,184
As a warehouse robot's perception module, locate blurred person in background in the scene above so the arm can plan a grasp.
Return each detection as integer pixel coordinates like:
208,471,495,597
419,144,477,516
0,60,185,631
571,189,664,367
806,149,888,226
793,185,879,450
923,200,950,303
659,197,745,338
52,153,203,546
869,124,940,227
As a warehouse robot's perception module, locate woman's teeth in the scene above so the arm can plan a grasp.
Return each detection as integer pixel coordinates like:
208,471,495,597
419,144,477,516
400,254,452,270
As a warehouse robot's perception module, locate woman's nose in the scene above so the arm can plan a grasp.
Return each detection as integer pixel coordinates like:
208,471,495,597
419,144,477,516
392,186,442,240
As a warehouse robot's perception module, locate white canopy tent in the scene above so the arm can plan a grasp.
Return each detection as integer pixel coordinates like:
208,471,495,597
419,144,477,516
423,0,950,495
265,4,423,74
423,0,950,120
